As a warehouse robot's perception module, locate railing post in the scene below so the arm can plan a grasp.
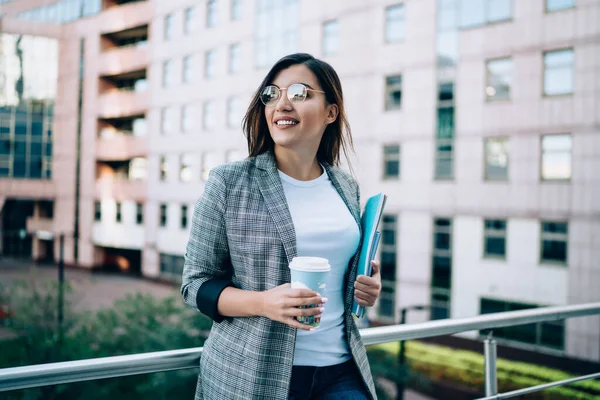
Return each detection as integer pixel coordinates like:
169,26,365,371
484,333,498,397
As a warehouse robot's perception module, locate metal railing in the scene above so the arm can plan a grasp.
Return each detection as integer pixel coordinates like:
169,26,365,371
1,302,599,398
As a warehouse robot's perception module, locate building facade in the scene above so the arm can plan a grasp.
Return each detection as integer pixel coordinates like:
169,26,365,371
1,0,598,362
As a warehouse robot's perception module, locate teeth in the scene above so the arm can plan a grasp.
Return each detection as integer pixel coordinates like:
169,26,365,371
276,120,298,125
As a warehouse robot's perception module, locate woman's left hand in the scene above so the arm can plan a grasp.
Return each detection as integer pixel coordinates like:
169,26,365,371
354,260,382,307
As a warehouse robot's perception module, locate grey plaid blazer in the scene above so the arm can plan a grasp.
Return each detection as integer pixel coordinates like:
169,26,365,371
181,150,376,400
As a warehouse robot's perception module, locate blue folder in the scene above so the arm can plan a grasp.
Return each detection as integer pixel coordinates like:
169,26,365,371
352,192,388,318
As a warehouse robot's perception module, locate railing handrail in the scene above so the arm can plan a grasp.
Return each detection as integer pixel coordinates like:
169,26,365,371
1,302,599,392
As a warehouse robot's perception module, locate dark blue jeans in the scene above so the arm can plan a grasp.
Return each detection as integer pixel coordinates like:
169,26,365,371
288,359,371,400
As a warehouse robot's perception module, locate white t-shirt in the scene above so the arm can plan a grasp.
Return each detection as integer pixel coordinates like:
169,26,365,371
278,168,361,367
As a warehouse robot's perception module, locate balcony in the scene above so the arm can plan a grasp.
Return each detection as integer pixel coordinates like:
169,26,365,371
98,42,149,77
96,134,147,162
97,88,148,119
99,1,151,32
95,176,146,202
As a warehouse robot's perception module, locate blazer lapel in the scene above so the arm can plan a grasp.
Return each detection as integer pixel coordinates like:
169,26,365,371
255,151,297,266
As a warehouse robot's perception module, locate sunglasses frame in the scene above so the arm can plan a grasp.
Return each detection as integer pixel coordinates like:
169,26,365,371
260,83,326,106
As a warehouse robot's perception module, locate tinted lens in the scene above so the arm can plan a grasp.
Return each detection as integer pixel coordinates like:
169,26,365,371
260,86,280,105
287,84,307,103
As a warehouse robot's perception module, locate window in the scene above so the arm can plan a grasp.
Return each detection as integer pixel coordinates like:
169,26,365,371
205,50,216,79
385,75,402,110
541,134,572,181
162,60,172,87
183,55,194,83
438,82,454,103
486,58,512,100
227,97,242,129
383,145,400,179
484,219,506,258
180,205,188,229
161,107,176,134
231,0,242,20
203,101,216,131
385,4,405,43
129,157,147,181
180,153,195,182
207,0,217,28
184,7,196,35
181,104,194,133
435,107,455,180
159,253,185,282
94,201,101,222
159,204,168,227
379,215,397,319
546,0,575,12
164,14,173,40
136,203,143,225
541,221,568,264
480,298,565,350
431,218,452,320
544,49,574,96
115,202,122,223
484,138,508,180
255,0,299,68
229,43,241,74
160,155,168,181
322,20,339,56
201,152,219,181
458,0,511,28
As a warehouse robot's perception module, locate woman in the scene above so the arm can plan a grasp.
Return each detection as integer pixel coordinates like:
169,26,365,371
181,53,382,400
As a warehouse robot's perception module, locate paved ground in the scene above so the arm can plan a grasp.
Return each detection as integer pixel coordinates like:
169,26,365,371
0,258,435,400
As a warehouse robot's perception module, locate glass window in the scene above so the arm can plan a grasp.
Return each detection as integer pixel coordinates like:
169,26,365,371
435,107,455,180
541,134,572,181
486,58,512,100
159,253,185,282
231,0,242,20
541,221,568,264
136,203,143,225
459,0,511,28
485,137,508,180
162,60,172,87
129,157,147,181
94,201,101,222
484,219,506,258
227,97,242,129
160,155,168,181
385,75,402,110
159,203,168,227
254,0,299,68
181,104,194,133
378,215,397,319
544,49,574,96
383,145,400,179
184,7,196,35
385,4,406,43
322,20,339,56
438,82,454,103
183,55,194,83
229,43,241,74
207,0,217,28
205,50,216,79
431,218,452,319
115,202,122,223
164,14,173,40
180,153,195,182
161,107,176,134
546,0,575,12
201,152,220,181
180,205,188,229
203,101,216,131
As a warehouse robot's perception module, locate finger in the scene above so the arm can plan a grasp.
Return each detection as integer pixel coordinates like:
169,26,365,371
284,304,324,317
354,291,376,306
289,288,319,298
355,275,379,286
353,295,372,307
354,280,380,296
292,296,324,307
370,260,380,275
287,317,319,331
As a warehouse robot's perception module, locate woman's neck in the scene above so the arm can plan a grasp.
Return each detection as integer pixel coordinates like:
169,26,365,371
274,146,322,181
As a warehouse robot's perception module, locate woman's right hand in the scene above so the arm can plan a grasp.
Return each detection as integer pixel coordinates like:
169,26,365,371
260,283,327,331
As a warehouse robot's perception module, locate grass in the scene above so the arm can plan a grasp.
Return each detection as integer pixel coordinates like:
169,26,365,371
367,341,600,400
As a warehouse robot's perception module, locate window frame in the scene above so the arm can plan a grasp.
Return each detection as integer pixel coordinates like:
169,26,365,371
180,204,188,229
136,202,143,225
485,57,513,101
540,134,572,182
484,137,509,181
159,203,168,227
539,221,568,266
385,74,403,111
322,19,340,56
94,201,101,222
384,4,406,43
115,202,122,223
545,0,575,13
543,48,574,97
164,14,173,40
382,144,401,180
483,219,507,259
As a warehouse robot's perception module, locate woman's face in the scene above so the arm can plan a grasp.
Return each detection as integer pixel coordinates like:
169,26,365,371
264,64,338,156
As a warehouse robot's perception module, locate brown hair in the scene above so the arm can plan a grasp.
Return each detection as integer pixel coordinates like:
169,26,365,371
242,53,353,167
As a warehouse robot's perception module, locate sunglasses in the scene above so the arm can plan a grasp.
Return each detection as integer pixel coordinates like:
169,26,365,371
260,83,326,106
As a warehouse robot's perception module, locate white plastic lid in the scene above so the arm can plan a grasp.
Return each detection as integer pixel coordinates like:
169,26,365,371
288,256,331,272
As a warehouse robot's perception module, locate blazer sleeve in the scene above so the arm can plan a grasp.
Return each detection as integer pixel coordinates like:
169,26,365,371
181,168,233,323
